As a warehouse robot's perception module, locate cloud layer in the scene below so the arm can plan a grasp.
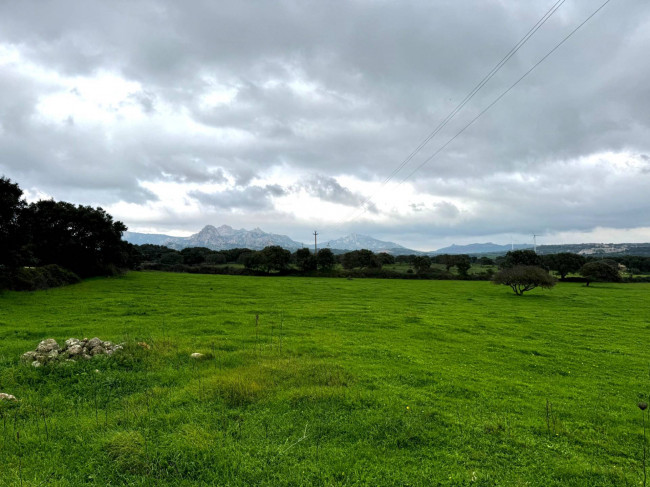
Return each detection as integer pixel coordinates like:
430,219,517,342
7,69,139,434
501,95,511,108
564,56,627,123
1,0,649,249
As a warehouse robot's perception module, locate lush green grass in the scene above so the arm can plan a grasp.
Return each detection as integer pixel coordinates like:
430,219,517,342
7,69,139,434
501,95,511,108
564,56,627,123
0,272,649,485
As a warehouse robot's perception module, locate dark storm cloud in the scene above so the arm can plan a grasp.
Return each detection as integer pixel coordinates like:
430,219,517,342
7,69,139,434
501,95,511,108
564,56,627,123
189,184,288,211
1,0,649,245
298,175,371,209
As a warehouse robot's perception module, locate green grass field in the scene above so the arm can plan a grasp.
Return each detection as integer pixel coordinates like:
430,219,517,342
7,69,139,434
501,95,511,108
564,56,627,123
1,272,649,486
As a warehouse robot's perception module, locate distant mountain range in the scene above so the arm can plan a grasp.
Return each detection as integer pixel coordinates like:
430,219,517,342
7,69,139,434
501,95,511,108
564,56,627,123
124,225,304,251
324,234,410,254
123,225,650,256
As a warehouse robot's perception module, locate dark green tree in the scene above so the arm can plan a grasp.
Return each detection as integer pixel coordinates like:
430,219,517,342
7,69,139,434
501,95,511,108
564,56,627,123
492,265,556,295
395,254,415,265
22,200,128,277
376,252,395,265
436,254,456,271
454,254,472,277
0,176,28,267
341,251,361,270
358,249,381,269
316,248,335,271
295,248,317,272
241,251,263,270
501,250,542,268
579,261,622,286
205,252,227,265
259,246,291,273
180,247,210,266
544,252,586,280
412,256,431,274
477,256,494,266
223,248,253,263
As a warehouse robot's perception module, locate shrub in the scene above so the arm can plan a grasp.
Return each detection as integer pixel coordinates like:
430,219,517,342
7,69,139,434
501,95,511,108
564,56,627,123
0,265,80,291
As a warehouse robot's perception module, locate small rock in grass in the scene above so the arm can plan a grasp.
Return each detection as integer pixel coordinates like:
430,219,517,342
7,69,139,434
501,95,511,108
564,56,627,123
21,351,37,362
0,393,17,402
66,344,83,357
190,353,205,360
90,346,105,356
87,337,102,349
34,353,48,364
65,338,81,349
36,338,60,354
32,360,42,368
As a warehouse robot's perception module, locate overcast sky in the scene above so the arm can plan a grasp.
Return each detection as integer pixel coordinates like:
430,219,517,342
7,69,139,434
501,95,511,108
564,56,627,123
1,0,649,250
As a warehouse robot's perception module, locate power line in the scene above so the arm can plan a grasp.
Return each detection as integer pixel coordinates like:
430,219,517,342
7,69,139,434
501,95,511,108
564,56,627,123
338,0,567,225
347,0,614,224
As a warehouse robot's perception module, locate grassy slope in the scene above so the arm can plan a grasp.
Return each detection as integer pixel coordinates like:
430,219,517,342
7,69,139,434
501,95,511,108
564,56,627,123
0,272,649,486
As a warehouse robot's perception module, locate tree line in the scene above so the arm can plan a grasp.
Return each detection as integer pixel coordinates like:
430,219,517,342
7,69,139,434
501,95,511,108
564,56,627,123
131,243,650,284
490,249,639,295
1,177,138,290
134,244,479,277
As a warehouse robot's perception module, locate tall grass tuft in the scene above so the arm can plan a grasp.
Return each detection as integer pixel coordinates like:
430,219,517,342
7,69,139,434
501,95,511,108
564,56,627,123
640,401,648,487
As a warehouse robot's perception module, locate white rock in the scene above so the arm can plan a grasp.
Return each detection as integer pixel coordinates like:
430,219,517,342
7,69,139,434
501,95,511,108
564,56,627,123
36,339,60,354
65,338,80,349
66,344,83,357
0,393,17,402
90,346,105,356
190,353,205,360
32,361,42,368
21,351,37,362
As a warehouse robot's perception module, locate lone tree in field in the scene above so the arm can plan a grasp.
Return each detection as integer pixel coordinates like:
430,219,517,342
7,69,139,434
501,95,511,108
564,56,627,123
579,260,622,286
492,265,556,295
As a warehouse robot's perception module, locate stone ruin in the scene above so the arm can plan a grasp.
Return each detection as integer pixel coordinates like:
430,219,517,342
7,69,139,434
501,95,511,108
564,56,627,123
21,337,123,367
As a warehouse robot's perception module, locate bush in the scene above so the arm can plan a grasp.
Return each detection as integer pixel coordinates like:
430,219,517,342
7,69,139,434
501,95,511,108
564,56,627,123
0,265,80,291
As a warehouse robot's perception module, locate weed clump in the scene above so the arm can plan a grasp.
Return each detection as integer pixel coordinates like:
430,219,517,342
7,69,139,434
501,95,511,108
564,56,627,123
104,431,148,474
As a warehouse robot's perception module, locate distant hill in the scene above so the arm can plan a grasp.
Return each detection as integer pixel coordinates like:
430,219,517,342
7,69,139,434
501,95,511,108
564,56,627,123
124,225,303,251
536,243,650,256
121,231,179,246
430,242,533,255
324,234,420,254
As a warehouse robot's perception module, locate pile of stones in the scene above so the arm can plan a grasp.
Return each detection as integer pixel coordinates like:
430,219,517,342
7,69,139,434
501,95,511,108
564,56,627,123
21,337,123,367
